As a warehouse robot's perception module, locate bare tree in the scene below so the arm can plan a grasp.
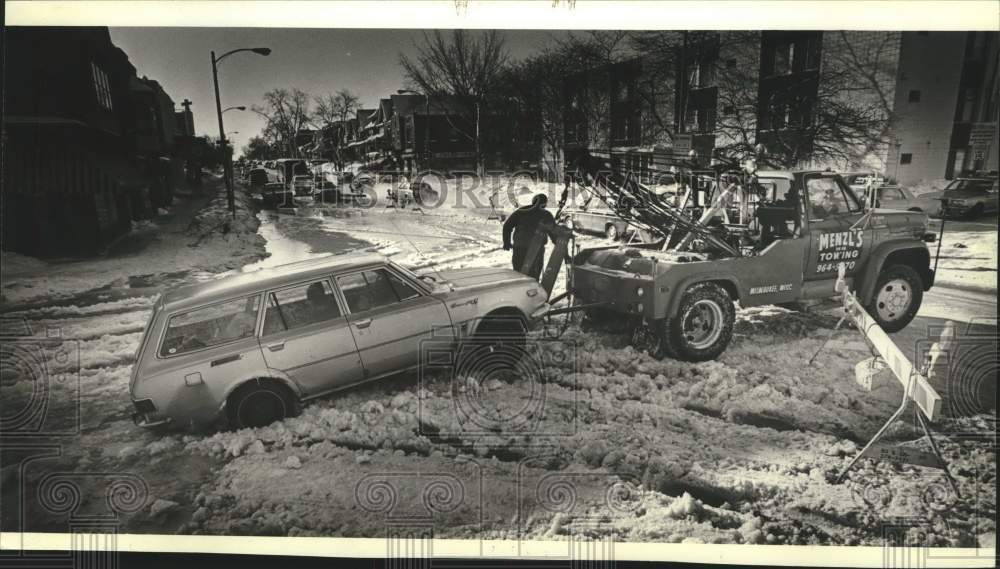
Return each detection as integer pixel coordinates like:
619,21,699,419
626,31,899,169
500,50,568,178
252,88,313,158
399,30,509,174
314,89,360,167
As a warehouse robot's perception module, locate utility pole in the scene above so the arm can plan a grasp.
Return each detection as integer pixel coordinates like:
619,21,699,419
210,50,233,217
210,47,271,218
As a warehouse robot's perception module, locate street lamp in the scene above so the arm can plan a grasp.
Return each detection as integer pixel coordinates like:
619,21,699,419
223,106,246,114
212,47,271,218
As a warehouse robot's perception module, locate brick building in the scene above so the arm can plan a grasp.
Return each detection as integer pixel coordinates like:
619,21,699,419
2,27,190,256
563,31,999,186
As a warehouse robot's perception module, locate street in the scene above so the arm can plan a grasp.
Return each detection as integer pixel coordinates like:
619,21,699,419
1,177,995,547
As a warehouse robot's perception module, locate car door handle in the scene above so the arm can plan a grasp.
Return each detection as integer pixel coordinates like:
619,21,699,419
211,354,242,367
354,318,372,329
266,341,285,352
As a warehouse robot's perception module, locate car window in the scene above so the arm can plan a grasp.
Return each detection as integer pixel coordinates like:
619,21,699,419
946,180,993,193
806,177,853,218
262,279,342,336
880,187,905,201
337,269,420,313
160,295,260,357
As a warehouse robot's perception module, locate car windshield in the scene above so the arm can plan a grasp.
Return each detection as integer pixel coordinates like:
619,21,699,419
945,179,993,194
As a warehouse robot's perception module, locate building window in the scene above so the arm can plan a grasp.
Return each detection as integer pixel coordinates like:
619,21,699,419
908,90,922,103
790,98,814,127
900,153,913,165
690,58,717,88
91,62,113,110
772,43,794,76
802,36,822,70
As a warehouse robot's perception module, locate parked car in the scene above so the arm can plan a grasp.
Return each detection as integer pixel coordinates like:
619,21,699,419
129,255,550,430
257,182,294,209
247,168,269,188
866,184,941,215
562,201,657,242
842,172,887,196
938,177,999,219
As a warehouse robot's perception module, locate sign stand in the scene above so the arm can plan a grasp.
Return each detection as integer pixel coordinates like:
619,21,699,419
831,264,960,497
487,191,506,221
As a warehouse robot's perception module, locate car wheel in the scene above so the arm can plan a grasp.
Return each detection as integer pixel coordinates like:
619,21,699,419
459,315,528,369
966,203,984,220
227,380,298,430
866,264,923,333
664,282,735,362
605,224,620,241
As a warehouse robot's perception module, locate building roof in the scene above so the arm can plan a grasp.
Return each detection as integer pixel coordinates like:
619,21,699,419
389,94,426,117
356,108,376,127
160,254,388,311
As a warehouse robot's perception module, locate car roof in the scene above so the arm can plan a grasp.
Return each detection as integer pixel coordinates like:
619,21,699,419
756,171,796,180
160,254,387,312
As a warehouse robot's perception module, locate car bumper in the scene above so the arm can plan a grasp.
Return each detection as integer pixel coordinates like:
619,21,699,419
132,410,172,429
530,302,551,322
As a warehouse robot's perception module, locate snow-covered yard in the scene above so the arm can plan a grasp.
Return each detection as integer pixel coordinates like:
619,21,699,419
1,174,995,549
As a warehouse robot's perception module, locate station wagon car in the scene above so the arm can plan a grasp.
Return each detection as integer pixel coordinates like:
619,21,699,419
130,255,549,431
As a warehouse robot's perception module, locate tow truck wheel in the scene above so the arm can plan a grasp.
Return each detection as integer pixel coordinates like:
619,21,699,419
867,264,923,333
665,283,735,362
605,224,620,241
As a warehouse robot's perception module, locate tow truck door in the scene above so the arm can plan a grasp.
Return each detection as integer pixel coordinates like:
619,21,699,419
802,173,870,287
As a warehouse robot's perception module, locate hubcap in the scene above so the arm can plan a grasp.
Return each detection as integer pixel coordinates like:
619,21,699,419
875,278,912,322
682,300,724,349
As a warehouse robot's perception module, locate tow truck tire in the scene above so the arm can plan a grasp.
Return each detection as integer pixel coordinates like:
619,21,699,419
866,264,923,333
227,380,299,429
664,282,735,362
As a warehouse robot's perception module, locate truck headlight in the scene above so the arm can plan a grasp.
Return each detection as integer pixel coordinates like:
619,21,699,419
635,286,644,297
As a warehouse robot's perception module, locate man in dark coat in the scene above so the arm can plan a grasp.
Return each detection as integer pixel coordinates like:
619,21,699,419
502,193,555,279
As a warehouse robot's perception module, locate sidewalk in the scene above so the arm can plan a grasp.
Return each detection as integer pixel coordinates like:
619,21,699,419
1,175,266,308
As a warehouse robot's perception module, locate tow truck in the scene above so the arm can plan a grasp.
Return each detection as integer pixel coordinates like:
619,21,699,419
534,149,941,362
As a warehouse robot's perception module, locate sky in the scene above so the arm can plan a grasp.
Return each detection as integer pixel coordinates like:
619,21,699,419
109,28,568,156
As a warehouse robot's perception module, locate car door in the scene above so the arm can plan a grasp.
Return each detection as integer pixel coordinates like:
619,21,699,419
258,277,365,396
803,174,870,281
335,266,452,379
154,294,269,421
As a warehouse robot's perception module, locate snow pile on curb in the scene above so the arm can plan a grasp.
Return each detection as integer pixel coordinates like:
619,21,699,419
905,178,949,196
187,183,263,250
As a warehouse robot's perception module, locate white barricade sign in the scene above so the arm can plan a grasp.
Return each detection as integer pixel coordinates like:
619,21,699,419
834,264,959,494
844,296,941,421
